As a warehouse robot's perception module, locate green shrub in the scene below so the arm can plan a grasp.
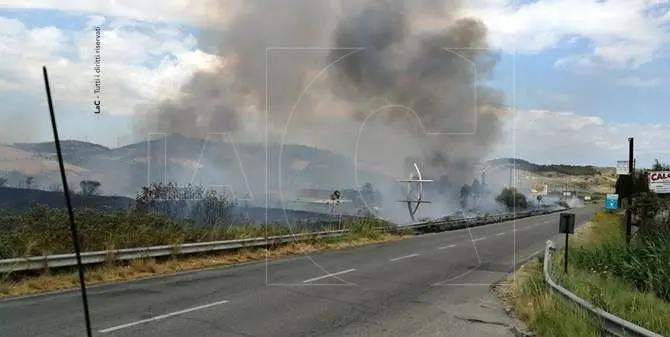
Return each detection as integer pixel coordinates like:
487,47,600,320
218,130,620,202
571,210,670,302
496,187,528,211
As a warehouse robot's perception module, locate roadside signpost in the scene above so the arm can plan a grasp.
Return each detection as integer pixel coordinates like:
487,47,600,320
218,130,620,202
558,212,575,274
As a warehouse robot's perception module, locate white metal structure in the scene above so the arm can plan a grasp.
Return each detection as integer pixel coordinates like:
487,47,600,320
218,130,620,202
397,162,433,222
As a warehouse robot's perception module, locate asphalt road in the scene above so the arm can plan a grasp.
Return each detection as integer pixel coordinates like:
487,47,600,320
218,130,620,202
0,205,598,337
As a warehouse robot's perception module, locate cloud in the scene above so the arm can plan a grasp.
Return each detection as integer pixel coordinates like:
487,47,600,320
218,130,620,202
493,109,670,166
2,1,668,69
0,0,243,27
469,0,669,68
0,15,220,116
615,75,661,87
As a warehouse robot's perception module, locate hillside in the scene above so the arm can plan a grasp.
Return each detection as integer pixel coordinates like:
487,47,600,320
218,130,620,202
0,136,615,200
0,144,86,190
486,158,608,176
2,135,393,200
486,158,616,196
13,140,111,166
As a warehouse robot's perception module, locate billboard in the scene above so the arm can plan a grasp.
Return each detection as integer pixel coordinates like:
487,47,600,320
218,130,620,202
648,171,670,194
616,160,629,175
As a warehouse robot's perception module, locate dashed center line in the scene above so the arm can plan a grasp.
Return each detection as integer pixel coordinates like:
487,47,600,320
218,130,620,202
472,237,486,242
390,253,419,262
99,299,230,333
495,232,505,236
302,268,356,283
438,244,457,250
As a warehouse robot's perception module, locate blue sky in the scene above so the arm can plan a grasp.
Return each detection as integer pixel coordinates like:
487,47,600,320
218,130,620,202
0,1,668,166
491,49,668,125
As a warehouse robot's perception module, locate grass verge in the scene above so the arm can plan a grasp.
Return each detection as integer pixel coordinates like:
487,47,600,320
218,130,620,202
497,211,670,337
0,229,409,298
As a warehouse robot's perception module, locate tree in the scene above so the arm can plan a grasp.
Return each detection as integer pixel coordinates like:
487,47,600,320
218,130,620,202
536,194,543,206
80,180,101,196
25,176,33,189
134,182,235,224
0,177,6,187
652,159,670,170
360,182,374,205
471,179,481,207
460,184,471,209
360,182,382,212
496,187,528,211
471,179,481,197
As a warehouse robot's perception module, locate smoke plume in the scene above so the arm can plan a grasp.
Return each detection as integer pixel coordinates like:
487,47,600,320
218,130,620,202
135,0,508,189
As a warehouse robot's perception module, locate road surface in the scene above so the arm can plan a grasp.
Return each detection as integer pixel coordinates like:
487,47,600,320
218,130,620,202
0,206,598,337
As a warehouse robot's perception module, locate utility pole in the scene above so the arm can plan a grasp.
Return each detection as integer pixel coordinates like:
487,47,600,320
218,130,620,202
508,166,513,188
626,137,634,243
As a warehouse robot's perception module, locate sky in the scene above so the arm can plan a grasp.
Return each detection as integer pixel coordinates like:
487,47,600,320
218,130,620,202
0,0,668,167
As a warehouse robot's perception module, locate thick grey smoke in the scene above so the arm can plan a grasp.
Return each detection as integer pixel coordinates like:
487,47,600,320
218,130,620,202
328,1,505,185
135,0,507,190
135,0,340,139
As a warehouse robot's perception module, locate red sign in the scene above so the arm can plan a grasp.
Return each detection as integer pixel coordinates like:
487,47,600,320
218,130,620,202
649,171,670,182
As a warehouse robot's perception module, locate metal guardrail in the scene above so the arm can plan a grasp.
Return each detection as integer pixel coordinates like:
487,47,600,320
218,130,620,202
543,240,663,337
0,208,564,273
0,230,346,273
403,208,564,232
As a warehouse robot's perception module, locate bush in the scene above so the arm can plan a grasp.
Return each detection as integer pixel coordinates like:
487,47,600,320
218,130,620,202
0,204,290,259
496,187,528,211
0,182,399,259
571,235,670,301
571,210,670,302
134,182,236,225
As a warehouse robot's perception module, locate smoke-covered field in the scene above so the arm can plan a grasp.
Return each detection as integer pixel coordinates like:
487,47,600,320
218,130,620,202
126,0,512,222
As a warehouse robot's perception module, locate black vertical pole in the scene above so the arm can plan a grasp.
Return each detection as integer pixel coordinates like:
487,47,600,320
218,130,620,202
626,138,634,243
564,232,569,274
42,66,93,337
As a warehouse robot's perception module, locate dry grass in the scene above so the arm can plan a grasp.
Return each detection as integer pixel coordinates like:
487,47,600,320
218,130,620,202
528,169,616,195
0,233,406,298
497,218,604,337
497,258,600,337
0,145,86,175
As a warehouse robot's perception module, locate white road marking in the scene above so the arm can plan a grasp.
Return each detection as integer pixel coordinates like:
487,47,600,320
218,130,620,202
495,232,505,236
390,253,419,262
98,299,230,333
438,244,457,250
472,237,486,242
302,268,356,283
